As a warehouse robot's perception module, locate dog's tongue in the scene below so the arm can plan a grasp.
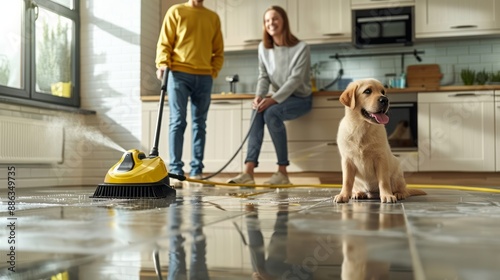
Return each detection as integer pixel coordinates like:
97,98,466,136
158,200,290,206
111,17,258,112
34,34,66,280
370,113,389,124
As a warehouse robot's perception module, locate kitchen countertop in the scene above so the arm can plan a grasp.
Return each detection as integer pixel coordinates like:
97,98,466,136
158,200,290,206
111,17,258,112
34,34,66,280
141,85,500,101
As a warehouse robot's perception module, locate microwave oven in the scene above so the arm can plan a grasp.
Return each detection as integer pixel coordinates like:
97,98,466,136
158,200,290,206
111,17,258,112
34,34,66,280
353,6,414,48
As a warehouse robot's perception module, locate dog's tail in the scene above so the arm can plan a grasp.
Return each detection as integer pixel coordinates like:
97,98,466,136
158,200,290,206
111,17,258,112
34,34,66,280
407,188,427,196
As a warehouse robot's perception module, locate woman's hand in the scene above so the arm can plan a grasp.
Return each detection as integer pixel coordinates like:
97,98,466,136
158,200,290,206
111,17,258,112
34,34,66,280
252,96,277,113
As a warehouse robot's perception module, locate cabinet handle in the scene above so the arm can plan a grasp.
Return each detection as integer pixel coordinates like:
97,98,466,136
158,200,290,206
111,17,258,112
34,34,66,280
327,142,337,146
243,39,261,44
448,93,494,97
390,103,415,108
326,97,340,101
212,101,238,105
450,25,478,29
448,93,479,97
323,33,344,37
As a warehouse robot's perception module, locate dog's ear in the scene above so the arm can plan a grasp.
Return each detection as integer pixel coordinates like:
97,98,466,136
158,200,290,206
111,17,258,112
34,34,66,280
339,82,358,109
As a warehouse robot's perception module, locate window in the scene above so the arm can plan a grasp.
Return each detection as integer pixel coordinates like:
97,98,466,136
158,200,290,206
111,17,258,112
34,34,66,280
0,0,80,107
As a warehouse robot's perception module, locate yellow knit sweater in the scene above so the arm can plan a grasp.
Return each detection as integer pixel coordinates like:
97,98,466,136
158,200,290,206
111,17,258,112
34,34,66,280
156,3,224,78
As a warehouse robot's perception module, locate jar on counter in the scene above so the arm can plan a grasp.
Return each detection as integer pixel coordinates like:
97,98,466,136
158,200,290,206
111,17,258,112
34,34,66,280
385,73,397,88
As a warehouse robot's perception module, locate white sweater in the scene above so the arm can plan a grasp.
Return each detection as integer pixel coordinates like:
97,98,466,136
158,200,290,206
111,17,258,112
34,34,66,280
256,41,312,103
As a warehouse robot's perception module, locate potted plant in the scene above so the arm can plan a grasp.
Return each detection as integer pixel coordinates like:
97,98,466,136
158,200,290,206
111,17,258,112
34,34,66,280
489,70,500,85
460,68,475,85
0,55,10,86
475,69,489,85
36,19,71,97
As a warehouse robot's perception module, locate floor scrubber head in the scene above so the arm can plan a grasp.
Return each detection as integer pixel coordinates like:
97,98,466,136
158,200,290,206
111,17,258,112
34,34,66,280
91,149,175,199
93,69,175,199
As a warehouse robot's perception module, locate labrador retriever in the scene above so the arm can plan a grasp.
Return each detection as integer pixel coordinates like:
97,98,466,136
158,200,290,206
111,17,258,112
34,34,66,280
333,78,426,203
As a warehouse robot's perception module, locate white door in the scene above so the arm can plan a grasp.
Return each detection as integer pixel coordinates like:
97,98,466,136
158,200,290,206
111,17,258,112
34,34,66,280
203,100,243,173
218,0,287,50
495,95,500,171
415,0,500,38
288,0,351,44
418,91,495,171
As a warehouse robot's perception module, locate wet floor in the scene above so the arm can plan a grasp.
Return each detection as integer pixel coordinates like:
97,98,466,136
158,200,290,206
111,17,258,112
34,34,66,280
1,183,500,279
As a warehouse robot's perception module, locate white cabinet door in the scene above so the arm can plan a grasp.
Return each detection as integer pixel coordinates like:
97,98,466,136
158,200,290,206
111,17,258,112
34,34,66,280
415,0,500,38
496,93,500,171
203,100,243,173
215,0,288,51
288,0,351,44
418,91,495,171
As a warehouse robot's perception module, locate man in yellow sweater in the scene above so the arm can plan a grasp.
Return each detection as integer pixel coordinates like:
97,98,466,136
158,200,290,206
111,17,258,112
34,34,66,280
156,0,224,188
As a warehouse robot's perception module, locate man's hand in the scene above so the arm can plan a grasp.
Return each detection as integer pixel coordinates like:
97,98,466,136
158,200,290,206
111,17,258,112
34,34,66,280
156,66,167,80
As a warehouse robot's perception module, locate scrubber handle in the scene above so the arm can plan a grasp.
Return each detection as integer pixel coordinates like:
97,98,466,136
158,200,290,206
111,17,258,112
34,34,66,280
149,68,169,157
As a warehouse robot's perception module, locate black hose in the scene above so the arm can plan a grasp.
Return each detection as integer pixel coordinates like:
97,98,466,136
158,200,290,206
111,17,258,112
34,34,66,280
200,109,257,180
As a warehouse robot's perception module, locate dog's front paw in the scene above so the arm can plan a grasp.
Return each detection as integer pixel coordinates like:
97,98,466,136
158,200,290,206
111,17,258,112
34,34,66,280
380,193,398,203
393,191,408,200
334,193,351,203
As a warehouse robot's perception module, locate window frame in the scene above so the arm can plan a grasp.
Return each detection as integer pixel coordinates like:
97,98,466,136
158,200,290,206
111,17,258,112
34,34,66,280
0,0,80,108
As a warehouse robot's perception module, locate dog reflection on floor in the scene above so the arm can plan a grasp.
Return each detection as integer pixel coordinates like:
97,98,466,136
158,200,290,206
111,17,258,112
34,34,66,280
339,202,407,280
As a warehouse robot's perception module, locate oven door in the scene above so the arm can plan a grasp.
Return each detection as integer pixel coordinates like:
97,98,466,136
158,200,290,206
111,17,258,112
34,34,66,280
353,7,414,47
386,102,417,151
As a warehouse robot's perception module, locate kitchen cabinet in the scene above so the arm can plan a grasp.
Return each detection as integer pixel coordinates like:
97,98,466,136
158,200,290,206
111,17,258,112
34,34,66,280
496,91,500,171
287,0,351,44
415,0,500,38
242,97,344,172
206,0,288,51
203,100,244,173
417,91,496,171
351,0,415,9
162,0,350,50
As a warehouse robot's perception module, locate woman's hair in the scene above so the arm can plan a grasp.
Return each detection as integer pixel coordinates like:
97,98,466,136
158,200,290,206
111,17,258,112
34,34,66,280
262,6,299,49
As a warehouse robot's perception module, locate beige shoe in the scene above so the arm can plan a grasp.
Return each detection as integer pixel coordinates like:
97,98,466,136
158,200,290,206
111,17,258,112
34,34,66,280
226,173,255,185
264,172,291,185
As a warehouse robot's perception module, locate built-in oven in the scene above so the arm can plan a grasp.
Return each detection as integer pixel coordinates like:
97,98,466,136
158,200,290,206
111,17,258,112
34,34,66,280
385,93,417,151
353,6,414,48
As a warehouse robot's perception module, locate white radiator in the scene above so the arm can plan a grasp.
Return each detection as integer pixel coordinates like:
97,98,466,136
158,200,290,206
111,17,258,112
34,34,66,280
0,116,64,164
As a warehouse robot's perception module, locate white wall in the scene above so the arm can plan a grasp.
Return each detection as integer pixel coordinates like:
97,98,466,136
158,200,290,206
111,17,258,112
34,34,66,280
0,104,88,187
79,0,161,185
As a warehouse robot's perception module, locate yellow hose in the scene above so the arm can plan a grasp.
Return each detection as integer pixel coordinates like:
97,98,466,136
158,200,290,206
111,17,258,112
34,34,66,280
185,178,500,194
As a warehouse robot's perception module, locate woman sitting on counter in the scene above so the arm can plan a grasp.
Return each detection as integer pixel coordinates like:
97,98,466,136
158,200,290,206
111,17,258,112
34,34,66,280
227,5,312,185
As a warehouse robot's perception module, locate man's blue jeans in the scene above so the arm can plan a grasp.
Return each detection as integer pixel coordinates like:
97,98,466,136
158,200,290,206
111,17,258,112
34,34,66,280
167,71,213,177
245,94,313,167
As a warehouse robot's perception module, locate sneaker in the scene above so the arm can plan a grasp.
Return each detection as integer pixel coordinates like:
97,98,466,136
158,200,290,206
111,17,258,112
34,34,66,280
190,174,214,187
170,178,183,188
264,172,291,185
226,173,255,185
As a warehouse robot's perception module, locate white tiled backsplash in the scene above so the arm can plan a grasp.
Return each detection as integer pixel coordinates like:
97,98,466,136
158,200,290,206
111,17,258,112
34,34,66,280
213,37,500,94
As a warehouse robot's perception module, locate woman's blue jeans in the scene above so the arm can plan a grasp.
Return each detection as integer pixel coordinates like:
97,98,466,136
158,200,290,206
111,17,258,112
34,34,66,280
245,94,313,167
167,71,213,176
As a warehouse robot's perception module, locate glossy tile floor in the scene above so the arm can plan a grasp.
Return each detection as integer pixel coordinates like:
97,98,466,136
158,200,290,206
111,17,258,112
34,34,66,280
1,182,500,280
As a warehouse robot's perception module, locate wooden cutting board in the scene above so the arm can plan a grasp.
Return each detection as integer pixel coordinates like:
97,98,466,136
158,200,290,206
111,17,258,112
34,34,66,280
406,64,443,89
